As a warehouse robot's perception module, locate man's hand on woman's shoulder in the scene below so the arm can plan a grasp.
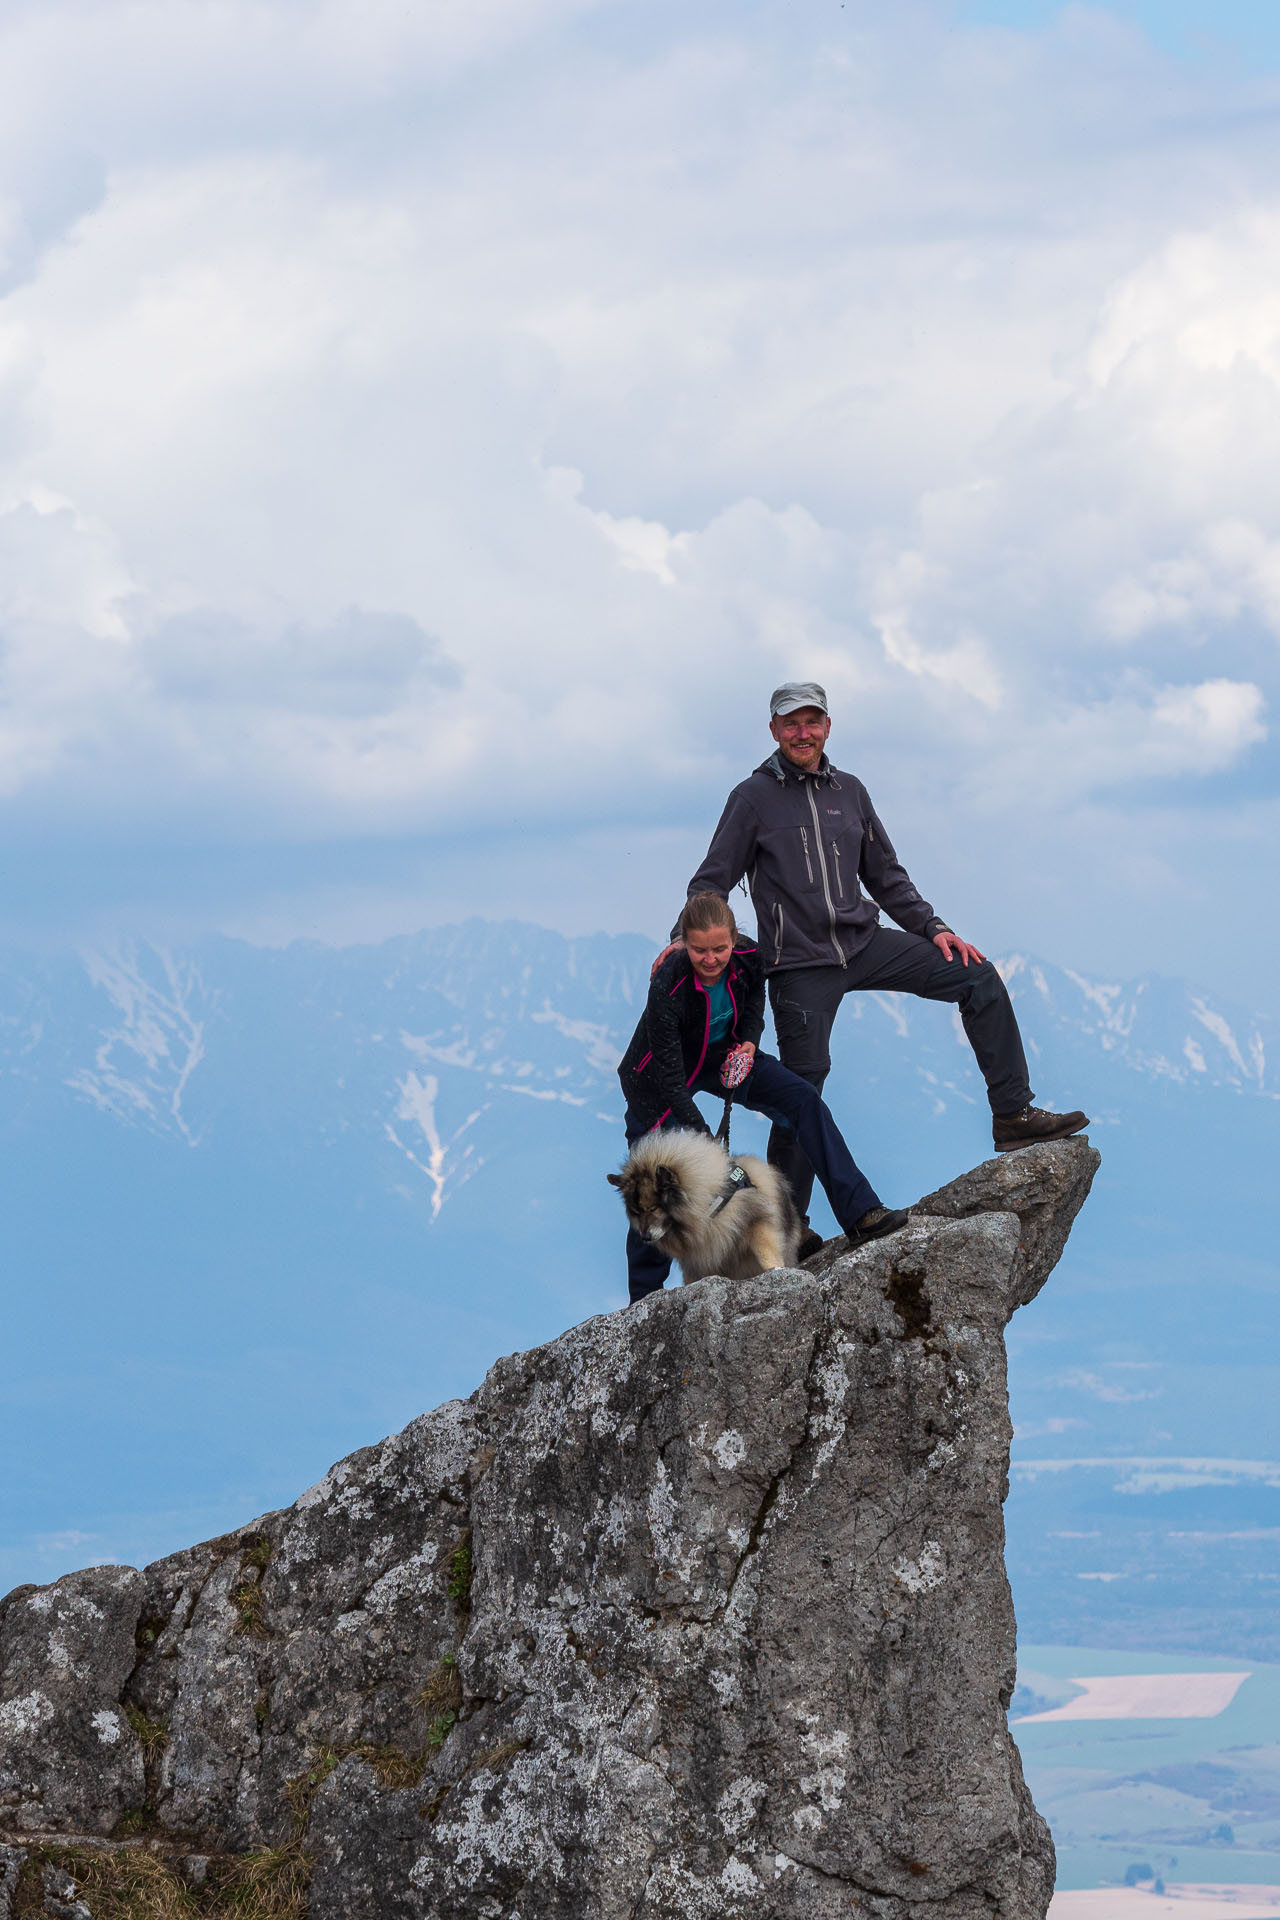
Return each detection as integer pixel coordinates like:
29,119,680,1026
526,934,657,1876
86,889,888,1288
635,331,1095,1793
650,939,685,978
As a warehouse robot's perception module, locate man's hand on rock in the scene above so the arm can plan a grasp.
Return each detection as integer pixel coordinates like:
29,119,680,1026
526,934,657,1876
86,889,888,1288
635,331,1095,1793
651,939,684,978
934,931,986,967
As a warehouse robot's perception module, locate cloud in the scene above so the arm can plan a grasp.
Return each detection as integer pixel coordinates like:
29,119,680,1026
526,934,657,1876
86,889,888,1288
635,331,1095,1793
1057,1366,1162,1406
142,608,459,715
1150,678,1266,770
0,0,1272,999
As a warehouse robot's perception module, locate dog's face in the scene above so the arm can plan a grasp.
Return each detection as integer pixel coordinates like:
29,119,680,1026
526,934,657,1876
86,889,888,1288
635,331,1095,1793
607,1162,684,1244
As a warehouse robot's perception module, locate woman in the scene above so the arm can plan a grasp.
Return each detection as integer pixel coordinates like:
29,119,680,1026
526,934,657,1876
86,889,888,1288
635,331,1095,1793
616,892,907,1302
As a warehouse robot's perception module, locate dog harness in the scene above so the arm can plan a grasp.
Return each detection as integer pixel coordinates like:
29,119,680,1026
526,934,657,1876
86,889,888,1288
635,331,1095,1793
708,1163,752,1217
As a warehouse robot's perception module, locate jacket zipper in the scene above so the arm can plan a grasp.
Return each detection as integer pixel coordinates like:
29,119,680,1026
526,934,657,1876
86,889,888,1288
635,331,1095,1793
806,782,846,965
687,979,711,1086
772,902,785,966
832,842,844,900
799,826,814,886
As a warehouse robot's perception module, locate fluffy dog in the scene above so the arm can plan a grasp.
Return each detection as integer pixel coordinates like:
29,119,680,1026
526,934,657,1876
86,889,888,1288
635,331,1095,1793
608,1128,801,1284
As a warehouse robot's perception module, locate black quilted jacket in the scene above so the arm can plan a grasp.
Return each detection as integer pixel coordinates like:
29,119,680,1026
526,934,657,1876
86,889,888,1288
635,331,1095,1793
617,944,765,1132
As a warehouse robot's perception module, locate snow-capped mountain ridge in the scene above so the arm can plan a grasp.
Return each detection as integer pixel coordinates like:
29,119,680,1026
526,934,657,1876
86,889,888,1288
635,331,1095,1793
0,927,1272,1199
997,952,1274,1098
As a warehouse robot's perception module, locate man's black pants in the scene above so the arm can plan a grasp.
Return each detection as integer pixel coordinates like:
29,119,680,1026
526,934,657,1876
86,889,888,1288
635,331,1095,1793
767,927,1032,1221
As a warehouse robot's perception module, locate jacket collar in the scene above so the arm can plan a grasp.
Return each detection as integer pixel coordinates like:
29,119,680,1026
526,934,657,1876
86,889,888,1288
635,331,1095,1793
759,748,837,788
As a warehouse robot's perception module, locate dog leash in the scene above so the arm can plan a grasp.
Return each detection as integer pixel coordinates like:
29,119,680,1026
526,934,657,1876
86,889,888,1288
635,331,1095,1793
710,1094,753,1217
708,1041,754,1212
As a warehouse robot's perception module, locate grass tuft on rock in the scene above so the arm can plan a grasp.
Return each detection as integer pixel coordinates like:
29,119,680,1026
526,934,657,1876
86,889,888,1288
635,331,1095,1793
426,1711,456,1752
126,1703,170,1764
12,1843,309,1920
472,1738,529,1774
230,1579,271,1640
112,1806,154,1839
343,1742,429,1790
230,1535,275,1638
285,1734,435,1825
211,1842,309,1919
283,1746,341,1830
299,1736,433,1799
418,1653,463,1717
415,1734,530,1823
445,1534,472,1611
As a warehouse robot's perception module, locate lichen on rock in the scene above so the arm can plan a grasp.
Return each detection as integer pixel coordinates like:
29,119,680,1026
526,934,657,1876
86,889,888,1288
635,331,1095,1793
0,1137,1098,1919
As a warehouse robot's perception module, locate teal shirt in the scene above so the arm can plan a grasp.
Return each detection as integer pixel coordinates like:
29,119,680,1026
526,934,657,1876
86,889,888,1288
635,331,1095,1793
705,974,734,1043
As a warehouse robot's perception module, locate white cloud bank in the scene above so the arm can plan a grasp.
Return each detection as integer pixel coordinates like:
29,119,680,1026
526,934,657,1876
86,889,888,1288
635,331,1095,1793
0,0,1273,991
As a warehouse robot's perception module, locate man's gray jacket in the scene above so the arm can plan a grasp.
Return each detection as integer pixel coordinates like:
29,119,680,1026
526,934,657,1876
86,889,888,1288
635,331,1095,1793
686,751,949,972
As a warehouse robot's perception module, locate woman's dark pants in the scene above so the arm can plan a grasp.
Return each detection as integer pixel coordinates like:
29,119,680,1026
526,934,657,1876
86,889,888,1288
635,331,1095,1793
624,1049,881,1302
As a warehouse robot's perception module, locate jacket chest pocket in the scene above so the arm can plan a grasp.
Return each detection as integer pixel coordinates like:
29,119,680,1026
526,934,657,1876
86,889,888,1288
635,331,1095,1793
759,822,818,894
795,825,818,891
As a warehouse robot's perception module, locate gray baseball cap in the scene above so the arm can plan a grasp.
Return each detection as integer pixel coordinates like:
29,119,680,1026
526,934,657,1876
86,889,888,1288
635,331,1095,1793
770,681,829,718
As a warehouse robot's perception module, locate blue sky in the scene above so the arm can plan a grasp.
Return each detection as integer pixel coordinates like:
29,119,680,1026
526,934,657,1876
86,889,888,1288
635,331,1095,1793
0,0,1275,1008
962,1,1280,66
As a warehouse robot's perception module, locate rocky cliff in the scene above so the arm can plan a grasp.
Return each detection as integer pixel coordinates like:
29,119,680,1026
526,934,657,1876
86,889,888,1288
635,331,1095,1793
0,1137,1098,1920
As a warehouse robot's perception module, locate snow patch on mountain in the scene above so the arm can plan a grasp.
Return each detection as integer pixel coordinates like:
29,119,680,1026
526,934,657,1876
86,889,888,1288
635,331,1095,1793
65,946,211,1143
385,1071,487,1218
530,1005,620,1072
1190,996,1266,1087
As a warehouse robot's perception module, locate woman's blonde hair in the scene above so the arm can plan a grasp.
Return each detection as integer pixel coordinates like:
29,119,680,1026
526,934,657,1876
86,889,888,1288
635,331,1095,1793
678,892,738,942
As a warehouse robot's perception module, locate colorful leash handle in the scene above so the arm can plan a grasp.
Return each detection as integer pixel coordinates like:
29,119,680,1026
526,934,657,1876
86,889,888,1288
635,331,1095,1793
715,1044,754,1150
719,1044,753,1091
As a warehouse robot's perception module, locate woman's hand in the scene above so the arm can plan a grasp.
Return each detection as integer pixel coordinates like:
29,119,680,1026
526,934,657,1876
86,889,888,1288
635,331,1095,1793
720,1040,756,1090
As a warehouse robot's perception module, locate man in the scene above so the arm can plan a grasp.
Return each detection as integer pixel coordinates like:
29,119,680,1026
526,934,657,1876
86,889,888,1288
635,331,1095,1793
677,681,1087,1254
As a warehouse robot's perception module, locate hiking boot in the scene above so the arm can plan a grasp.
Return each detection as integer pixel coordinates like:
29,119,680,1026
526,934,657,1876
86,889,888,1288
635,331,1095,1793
796,1226,826,1261
847,1205,910,1249
992,1105,1089,1153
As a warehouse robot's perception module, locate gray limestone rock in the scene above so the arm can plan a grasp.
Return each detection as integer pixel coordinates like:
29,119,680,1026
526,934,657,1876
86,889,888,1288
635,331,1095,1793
134,1401,481,1849
0,1846,26,1920
0,1138,1097,1918
0,1566,145,1834
912,1138,1100,1306
806,1137,1100,1310
41,1865,94,1919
